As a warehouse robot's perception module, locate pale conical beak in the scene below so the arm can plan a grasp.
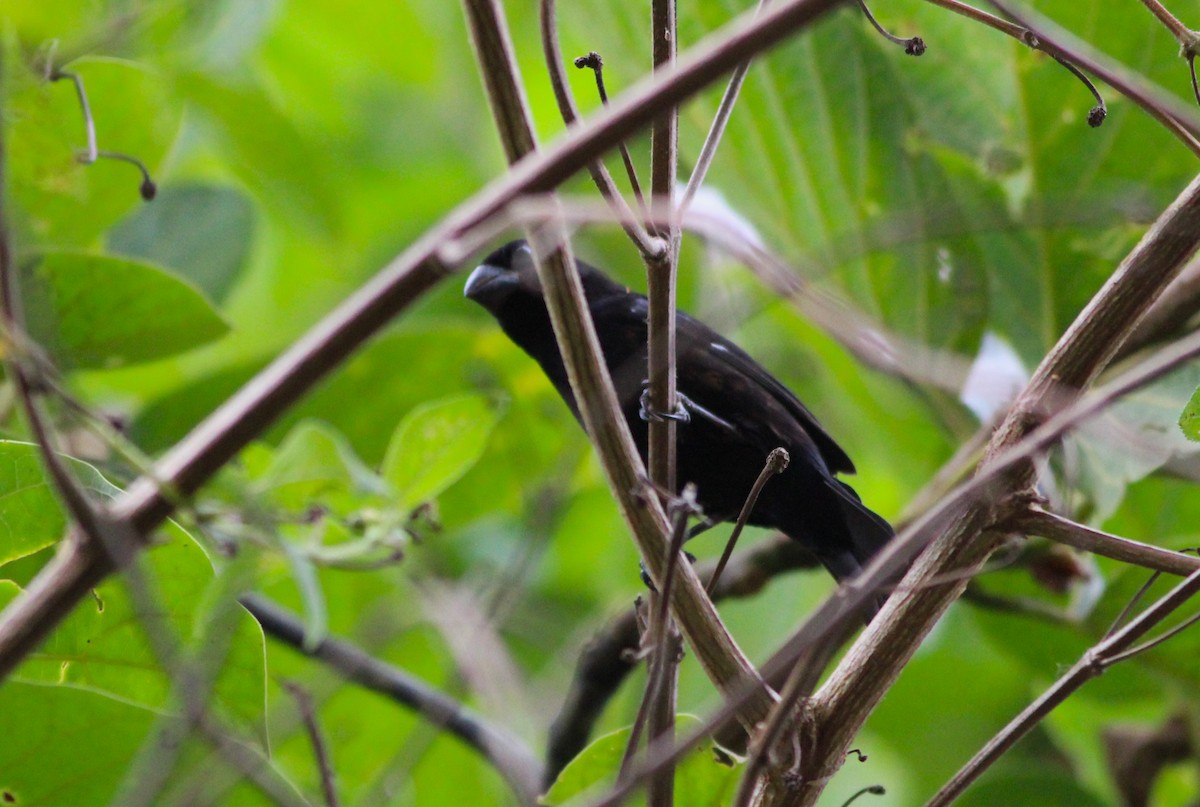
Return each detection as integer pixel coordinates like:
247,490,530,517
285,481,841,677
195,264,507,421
464,262,506,301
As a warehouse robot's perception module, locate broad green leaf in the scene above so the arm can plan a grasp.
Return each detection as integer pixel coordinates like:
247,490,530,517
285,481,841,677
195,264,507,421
0,680,157,806
1068,364,1200,523
7,56,182,249
543,716,739,806
256,419,388,511
0,441,119,566
23,251,230,370
4,532,267,743
1180,385,1200,442
108,183,257,304
0,441,267,745
0,679,287,807
382,394,504,511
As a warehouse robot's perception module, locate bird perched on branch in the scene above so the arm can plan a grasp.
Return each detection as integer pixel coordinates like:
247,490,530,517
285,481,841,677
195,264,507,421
464,240,893,586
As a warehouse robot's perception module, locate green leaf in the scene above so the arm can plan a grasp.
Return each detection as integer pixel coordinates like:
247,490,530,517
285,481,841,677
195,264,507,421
7,56,182,249
1068,364,1200,523
382,394,504,511
256,419,388,511
0,680,157,806
4,531,267,741
23,251,230,370
0,441,267,746
279,533,329,650
1180,385,1200,442
543,716,739,806
108,183,257,304
0,441,119,567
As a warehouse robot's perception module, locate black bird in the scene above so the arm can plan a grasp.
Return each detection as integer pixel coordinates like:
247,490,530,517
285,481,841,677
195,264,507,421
464,240,893,585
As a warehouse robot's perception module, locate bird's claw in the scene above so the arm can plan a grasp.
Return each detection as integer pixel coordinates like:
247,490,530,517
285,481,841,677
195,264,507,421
638,552,697,592
639,384,691,424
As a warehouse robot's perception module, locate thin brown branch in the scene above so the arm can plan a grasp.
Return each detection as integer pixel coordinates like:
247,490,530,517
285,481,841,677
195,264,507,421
1138,0,1200,53
1014,507,1200,576
243,594,542,801
707,448,790,594
538,0,663,256
926,565,1200,806
624,490,695,794
574,52,649,217
647,0,681,498
923,0,1200,154
283,682,341,807
645,4,681,803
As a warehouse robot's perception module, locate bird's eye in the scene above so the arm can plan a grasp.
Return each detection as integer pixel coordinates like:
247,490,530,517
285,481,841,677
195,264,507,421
512,243,544,294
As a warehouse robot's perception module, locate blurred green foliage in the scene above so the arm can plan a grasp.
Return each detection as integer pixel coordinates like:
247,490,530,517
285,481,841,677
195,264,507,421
1,0,1199,804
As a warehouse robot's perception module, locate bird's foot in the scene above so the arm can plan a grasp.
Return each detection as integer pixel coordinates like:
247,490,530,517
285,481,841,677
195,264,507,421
638,552,697,591
638,384,691,424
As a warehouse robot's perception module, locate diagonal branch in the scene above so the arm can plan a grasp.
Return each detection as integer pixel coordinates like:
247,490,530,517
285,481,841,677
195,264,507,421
985,0,1200,152
243,595,541,802
926,564,1200,806
794,168,1200,804
923,0,1200,154
538,0,662,256
1013,507,1200,576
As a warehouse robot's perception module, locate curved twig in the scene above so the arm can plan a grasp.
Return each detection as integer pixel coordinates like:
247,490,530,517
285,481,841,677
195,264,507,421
857,0,926,55
538,0,663,257
243,595,542,802
926,0,1200,154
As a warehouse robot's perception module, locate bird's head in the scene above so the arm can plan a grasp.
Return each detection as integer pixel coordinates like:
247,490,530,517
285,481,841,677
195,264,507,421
463,240,544,313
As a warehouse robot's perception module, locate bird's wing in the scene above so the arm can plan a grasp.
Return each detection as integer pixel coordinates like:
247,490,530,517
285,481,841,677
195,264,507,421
675,310,856,474
589,290,855,475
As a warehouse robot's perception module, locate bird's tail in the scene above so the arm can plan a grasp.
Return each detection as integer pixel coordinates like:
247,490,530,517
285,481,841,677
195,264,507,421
832,479,894,572
817,480,896,619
